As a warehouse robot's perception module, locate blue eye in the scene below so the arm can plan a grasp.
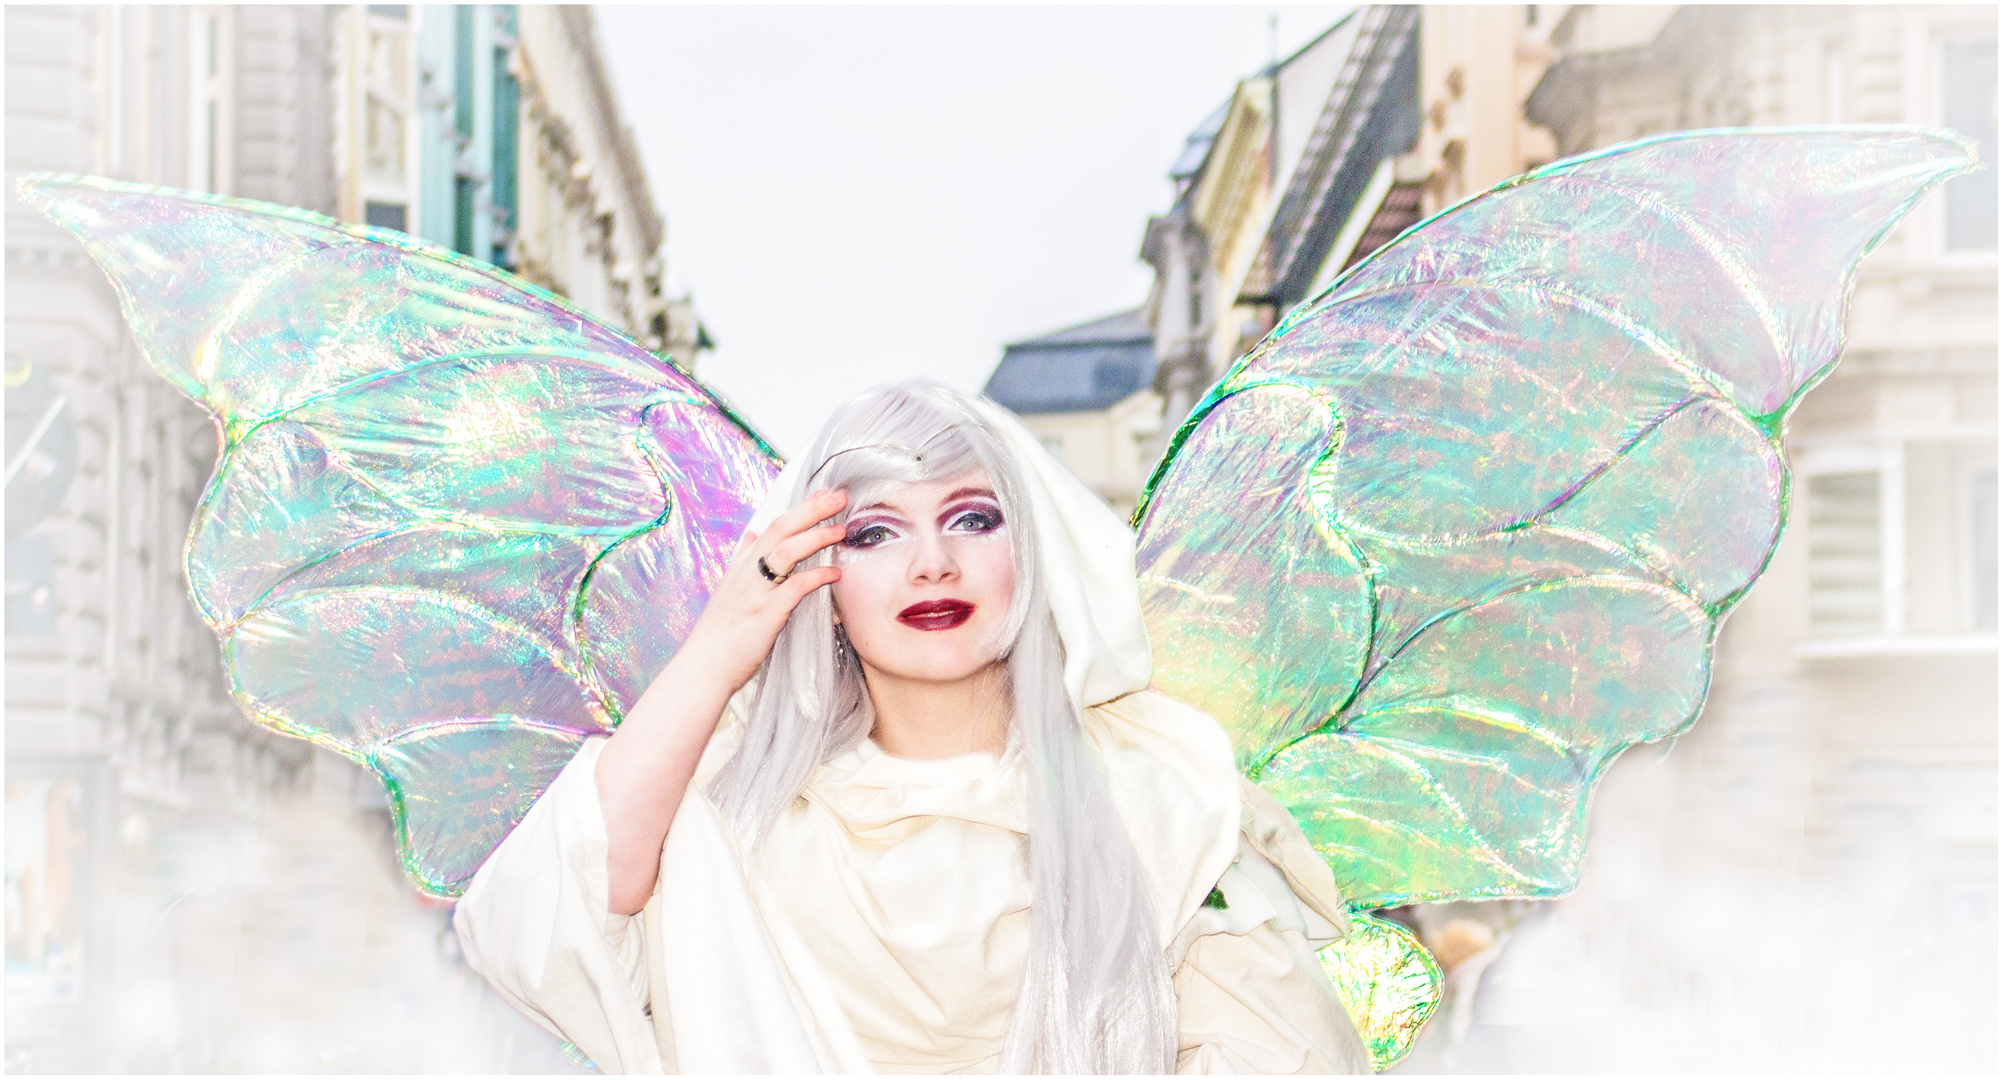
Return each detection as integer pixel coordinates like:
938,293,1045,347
949,509,1003,533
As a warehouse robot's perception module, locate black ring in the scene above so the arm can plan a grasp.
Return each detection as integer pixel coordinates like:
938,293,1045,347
757,555,790,584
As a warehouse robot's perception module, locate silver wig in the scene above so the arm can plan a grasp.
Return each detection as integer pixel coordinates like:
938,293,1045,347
707,382,1176,1073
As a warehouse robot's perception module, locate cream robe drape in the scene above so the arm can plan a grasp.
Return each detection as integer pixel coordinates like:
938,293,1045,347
456,391,1370,1073
454,690,1370,1074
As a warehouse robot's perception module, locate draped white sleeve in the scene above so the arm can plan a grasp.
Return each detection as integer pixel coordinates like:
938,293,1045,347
453,737,869,1074
451,739,659,1073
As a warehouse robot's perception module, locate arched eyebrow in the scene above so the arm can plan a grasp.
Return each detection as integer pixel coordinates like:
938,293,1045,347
852,486,1000,517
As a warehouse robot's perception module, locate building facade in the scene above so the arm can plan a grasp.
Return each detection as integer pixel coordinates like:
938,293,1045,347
1143,6,1423,443
7,7,350,1068
333,4,698,365
510,5,689,362
3,4,681,1069
1395,6,1997,1071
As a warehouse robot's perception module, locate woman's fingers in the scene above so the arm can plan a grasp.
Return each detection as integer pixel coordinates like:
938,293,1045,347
763,523,846,578
675,506,843,700
763,488,846,546
780,564,841,601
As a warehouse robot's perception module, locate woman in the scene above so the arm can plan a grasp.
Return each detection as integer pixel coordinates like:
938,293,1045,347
454,383,1370,1074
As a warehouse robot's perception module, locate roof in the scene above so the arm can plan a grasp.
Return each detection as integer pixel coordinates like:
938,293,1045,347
1168,8,1363,184
1170,99,1231,181
1276,7,1359,73
983,308,1156,416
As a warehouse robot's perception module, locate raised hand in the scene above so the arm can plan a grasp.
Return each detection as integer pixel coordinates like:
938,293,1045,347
597,487,848,913
675,488,848,700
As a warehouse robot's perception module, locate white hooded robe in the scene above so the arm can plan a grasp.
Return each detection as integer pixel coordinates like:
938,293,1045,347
452,398,1371,1074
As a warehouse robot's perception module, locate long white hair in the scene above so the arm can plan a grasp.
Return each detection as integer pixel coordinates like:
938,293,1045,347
707,383,1177,1073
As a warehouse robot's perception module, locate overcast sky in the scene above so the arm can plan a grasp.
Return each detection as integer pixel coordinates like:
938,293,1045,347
596,5,1353,455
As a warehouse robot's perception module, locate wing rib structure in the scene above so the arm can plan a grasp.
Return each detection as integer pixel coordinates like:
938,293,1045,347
1133,128,1973,1067
22,175,779,896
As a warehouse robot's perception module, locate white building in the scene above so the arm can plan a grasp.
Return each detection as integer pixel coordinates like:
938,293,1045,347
6,7,354,1068
2,5,665,1069
337,4,700,366
510,5,685,361
1391,7,1997,1071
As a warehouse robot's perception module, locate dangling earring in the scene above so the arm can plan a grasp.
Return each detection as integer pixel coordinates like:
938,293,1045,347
833,622,853,660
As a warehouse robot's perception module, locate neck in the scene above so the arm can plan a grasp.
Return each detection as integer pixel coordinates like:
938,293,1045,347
862,659,1011,760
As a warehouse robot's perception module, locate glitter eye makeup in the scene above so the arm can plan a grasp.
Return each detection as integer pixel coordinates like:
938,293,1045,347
841,518,902,550
937,488,1005,536
941,501,1004,536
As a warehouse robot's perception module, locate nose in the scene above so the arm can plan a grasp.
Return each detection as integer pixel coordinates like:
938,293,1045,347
908,528,959,585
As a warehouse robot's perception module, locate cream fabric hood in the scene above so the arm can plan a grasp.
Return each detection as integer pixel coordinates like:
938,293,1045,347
744,390,1153,711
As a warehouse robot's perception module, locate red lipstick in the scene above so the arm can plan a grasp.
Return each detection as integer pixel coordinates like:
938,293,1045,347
898,599,975,631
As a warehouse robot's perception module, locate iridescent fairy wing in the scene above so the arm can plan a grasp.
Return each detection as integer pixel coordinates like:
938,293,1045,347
1135,126,1970,911
1136,127,1971,1066
21,174,778,896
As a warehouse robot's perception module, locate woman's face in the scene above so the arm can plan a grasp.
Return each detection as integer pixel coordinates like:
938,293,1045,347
829,468,1017,684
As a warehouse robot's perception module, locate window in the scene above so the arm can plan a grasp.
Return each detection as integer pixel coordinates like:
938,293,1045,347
491,8,521,269
5,536,56,636
364,22,410,185
5,364,73,640
1971,468,1996,631
1943,38,1997,251
354,8,416,231
3,775,92,1001
1800,434,1998,654
1808,471,1885,637
188,9,231,193
366,20,409,96
454,177,476,256
364,201,407,232
455,6,477,139
364,96,405,182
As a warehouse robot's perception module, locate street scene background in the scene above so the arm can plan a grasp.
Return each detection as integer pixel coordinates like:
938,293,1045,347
5,4,1996,1072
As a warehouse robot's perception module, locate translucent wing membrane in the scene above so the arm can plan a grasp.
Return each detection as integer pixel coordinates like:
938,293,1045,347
1135,129,1974,915
23,175,779,896
1317,912,1442,1069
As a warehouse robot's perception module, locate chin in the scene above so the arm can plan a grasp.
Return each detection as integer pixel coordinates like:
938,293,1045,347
866,627,1005,684
886,651,998,684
